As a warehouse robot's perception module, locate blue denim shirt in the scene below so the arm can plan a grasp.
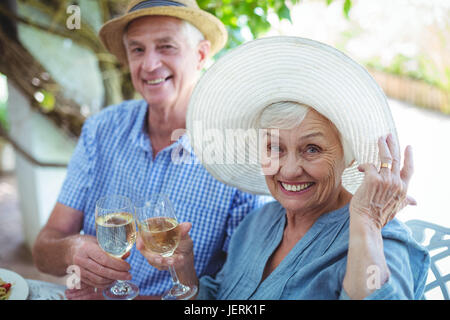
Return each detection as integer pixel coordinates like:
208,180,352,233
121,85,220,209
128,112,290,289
198,201,430,300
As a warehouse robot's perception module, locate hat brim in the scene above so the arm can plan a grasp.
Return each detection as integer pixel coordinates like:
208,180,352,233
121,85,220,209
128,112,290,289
99,7,227,65
186,36,398,195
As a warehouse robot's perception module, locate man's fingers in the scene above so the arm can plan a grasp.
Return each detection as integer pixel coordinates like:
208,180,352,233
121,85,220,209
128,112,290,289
87,245,131,272
65,283,104,300
79,255,132,283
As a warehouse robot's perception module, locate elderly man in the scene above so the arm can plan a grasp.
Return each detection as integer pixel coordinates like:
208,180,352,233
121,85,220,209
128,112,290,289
32,0,269,300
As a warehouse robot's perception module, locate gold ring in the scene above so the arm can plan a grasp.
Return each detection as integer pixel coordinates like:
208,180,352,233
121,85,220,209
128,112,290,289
380,162,392,170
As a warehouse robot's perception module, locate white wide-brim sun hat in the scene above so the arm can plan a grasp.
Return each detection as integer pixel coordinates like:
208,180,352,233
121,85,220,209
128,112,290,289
186,36,398,195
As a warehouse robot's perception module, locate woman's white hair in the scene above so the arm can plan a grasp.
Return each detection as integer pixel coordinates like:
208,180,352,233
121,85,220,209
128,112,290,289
258,101,354,167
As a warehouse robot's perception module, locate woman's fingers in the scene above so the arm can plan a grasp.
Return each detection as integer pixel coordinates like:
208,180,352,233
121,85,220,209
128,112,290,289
386,133,401,175
400,145,414,188
378,135,393,176
406,195,417,206
137,222,193,271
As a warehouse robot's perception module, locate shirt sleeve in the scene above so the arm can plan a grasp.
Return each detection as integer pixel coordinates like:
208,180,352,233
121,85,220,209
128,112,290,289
57,118,96,212
197,274,222,300
222,192,273,252
339,233,430,300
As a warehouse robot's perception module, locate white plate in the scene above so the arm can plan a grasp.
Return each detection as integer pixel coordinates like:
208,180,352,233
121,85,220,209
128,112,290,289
0,268,29,300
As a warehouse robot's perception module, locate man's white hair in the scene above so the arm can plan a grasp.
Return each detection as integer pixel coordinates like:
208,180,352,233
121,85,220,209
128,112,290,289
122,17,205,49
181,20,205,48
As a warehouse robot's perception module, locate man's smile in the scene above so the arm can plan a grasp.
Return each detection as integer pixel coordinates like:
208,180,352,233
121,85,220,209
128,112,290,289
143,75,173,86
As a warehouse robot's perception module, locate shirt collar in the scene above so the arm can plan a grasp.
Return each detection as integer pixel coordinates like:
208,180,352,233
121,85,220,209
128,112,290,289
131,100,195,156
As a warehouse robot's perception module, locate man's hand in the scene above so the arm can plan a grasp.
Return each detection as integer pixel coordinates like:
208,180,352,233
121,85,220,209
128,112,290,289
65,282,105,300
69,235,132,289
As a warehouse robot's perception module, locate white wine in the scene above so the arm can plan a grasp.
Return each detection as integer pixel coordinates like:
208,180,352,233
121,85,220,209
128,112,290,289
96,212,136,258
138,217,180,257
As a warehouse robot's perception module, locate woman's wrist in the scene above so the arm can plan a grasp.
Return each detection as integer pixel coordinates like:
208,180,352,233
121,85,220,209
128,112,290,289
344,208,390,299
174,252,198,288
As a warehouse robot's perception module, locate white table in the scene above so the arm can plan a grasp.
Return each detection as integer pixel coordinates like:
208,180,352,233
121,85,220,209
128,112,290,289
26,279,67,300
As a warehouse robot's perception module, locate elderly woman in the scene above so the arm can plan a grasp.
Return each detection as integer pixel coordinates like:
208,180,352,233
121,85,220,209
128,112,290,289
137,36,429,299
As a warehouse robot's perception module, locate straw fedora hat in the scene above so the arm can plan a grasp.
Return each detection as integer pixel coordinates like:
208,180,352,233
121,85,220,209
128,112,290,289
99,0,228,65
186,36,398,195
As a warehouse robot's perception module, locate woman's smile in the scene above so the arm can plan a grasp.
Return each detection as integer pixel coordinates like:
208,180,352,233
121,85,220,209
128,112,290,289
279,181,315,195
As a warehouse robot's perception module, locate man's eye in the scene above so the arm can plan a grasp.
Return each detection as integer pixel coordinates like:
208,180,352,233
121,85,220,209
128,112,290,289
159,45,175,50
131,47,144,53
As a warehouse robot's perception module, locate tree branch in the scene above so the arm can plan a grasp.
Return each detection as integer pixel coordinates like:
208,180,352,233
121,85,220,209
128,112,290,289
0,25,85,138
0,125,68,168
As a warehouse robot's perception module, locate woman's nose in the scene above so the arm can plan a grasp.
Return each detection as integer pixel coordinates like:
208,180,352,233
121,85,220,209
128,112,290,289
280,154,303,179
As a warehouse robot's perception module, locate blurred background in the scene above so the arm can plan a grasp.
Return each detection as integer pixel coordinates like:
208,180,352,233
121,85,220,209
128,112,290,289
0,0,449,297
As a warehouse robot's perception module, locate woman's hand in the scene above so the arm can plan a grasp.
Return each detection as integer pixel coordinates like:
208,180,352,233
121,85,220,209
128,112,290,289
343,134,415,299
350,134,416,229
136,222,198,289
136,222,194,270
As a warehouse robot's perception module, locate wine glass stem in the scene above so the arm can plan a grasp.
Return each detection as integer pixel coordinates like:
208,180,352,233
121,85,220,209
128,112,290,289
168,265,181,285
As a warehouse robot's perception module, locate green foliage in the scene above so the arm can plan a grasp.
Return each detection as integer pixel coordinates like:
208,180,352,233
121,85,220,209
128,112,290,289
38,90,56,112
198,0,301,53
198,0,352,56
366,54,450,91
326,0,352,19
0,75,8,130
0,100,8,131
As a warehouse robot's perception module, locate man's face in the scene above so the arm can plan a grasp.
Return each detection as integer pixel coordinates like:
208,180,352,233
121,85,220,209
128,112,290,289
124,16,209,109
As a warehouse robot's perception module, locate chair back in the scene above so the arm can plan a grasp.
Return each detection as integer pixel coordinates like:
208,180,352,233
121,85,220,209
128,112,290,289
406,219,450,300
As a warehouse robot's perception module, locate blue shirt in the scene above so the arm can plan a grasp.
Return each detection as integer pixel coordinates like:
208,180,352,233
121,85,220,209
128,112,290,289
57,100,270,296
198,201,430,300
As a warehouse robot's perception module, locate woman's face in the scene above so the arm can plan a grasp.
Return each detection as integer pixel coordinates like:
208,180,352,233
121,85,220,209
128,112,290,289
262,109,348,215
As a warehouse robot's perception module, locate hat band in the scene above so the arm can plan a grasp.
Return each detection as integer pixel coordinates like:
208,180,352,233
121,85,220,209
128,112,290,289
129,0,186,12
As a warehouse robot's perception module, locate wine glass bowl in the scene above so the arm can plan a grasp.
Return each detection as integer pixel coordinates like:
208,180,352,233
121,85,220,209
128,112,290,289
95,195,139,300
138,216,181,257
135,194,197,300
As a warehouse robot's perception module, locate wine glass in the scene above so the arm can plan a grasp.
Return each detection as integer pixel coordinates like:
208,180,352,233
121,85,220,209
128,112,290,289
95,195,139,300
135,194,197,300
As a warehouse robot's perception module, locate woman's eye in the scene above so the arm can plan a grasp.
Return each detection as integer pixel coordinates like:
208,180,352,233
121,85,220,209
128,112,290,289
268,145,281,153
305,145,320,153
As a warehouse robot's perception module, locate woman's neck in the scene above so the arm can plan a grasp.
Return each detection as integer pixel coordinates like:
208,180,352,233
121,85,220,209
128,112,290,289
284,187,352,238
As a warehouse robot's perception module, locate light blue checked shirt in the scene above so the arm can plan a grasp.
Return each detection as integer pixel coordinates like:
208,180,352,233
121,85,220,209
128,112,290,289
57,99,270,296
